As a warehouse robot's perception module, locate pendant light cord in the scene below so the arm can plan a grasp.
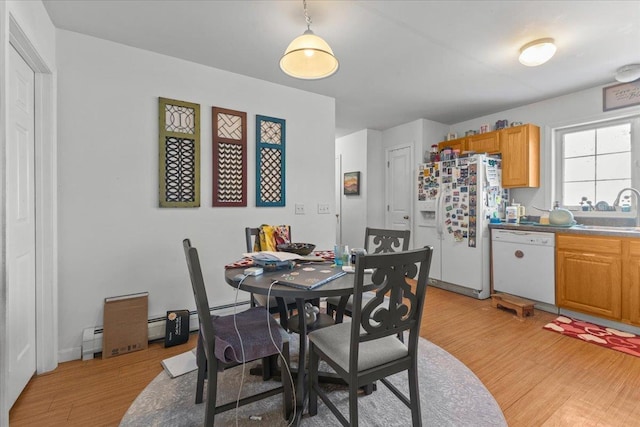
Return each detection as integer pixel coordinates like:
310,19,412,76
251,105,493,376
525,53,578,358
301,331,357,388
303,0,312,30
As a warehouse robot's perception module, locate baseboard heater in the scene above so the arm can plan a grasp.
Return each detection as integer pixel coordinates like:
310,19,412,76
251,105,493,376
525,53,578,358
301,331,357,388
81,300,250,360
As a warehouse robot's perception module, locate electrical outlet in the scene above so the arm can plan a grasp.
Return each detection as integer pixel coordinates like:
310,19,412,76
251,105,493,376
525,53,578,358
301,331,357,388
318,203,330,214
295,203,305,215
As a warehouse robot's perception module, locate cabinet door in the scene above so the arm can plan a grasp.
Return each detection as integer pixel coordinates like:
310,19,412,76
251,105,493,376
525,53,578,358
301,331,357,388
499,124,540,188
467,132,499,154
556,250,622,319
628,240,640,325
438,137,466,153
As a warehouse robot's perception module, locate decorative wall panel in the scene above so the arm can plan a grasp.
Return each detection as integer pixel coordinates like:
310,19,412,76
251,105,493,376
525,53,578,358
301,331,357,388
212,107,247,206
256,115,286,207
159,97,200,207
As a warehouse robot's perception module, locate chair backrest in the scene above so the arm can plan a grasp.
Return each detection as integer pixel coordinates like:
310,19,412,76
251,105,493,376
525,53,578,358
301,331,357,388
245,225,292,252
245,227,260,252
183,239,215,352
364,227,410,254
349,247,433,369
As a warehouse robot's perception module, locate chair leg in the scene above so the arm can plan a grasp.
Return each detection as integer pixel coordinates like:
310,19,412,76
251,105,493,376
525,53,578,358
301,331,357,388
349,381,359,426
204,355,219,427
408,363,422,427
281,341,293,421
262,356,272,380
195,335,206,404
308,342,319,416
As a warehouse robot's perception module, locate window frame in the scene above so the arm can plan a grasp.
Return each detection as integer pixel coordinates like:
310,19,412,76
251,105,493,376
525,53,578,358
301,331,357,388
555,115,640,210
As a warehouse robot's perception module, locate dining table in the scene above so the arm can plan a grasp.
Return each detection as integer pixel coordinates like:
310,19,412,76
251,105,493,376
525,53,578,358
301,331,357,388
224,261,374,425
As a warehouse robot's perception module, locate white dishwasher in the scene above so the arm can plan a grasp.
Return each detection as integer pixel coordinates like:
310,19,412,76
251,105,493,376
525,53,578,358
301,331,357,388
491,229,556,305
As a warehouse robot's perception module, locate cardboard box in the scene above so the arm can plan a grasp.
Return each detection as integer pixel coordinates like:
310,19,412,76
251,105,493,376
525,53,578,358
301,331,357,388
102,292,149,359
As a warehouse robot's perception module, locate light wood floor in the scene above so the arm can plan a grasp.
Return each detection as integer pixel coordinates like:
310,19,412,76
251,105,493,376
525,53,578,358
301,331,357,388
9,287,640,426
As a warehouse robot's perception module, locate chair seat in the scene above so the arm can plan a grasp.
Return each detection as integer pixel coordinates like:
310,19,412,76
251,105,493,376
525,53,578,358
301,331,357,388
212,307,288,364
308,322,408,372
326,291,389,313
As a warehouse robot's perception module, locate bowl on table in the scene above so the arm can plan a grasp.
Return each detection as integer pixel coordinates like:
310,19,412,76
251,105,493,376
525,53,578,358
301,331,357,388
277,243,316,256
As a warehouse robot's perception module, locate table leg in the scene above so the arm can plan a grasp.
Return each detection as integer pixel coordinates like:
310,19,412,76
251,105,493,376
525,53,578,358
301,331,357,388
293,297,308,425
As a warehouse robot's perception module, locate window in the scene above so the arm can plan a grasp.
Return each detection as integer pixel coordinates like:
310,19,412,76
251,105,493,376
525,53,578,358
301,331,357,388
556,116,640,209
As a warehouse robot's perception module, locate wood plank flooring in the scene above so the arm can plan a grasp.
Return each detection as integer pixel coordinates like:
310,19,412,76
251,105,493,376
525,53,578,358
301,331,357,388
10,287,640,426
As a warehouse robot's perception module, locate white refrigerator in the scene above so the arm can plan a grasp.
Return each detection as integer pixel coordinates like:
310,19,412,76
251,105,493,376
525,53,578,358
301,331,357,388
416,154,505,299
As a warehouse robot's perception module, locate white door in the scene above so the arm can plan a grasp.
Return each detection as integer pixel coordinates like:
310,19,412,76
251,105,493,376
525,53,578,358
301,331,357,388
7,46,37,408
386,145,413,235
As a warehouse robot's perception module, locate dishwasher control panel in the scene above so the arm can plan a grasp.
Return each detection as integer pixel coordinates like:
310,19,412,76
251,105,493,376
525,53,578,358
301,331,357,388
491,229,555,247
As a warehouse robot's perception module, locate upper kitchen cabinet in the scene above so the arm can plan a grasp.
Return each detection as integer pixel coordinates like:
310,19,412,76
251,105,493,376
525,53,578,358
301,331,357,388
499,124,540,188
438,137,466,153
467,132,500,154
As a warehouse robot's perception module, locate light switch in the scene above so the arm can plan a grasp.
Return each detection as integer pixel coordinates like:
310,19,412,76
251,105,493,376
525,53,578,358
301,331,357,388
318,203,330,214
295,203,305,215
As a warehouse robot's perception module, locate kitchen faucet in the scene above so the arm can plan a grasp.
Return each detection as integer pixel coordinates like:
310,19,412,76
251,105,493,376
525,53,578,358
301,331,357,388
612,187,640,226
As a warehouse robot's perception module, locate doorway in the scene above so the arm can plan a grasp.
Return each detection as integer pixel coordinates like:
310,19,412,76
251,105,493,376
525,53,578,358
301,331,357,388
2,15,58,419
6,44,37,409
385,144,413,243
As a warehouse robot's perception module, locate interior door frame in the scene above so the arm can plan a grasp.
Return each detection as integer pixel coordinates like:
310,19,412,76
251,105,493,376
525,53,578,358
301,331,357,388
1,11,58,418
384,142,414,245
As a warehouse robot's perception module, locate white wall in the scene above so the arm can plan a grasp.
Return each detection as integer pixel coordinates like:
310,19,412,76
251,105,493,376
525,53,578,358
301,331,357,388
366,130,384,230
336,129,371,247
56,30,336,361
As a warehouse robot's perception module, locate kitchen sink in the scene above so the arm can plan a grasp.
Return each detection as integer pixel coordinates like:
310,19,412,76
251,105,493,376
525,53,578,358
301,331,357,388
573,224,640,232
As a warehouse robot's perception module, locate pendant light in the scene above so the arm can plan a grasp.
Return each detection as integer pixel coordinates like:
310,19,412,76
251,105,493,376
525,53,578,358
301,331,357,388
280,0,339,80
518,38,556,67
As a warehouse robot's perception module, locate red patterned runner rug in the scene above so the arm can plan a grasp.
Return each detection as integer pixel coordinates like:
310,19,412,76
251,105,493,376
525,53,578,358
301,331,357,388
543,316,640,357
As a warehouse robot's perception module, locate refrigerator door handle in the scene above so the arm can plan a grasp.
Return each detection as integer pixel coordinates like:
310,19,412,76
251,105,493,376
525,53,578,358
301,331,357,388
435,191,443,237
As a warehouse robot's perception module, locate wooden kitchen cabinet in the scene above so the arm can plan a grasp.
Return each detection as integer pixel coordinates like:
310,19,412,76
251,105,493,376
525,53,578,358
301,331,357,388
499,124,540,188
556,234,622,320
627,240,640,324
436,123,539,188
438,137,466,153
467,132,500,154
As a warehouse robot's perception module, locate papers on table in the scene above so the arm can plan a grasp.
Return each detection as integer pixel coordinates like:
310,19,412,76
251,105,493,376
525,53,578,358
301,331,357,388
243,251,303,262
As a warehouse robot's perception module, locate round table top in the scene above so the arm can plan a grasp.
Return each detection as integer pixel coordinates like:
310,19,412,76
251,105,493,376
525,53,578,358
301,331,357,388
224,263,370,299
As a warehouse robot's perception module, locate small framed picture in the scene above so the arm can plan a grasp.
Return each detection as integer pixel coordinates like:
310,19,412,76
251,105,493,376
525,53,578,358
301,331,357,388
343,171,360,195
603,80,640,111
446,132,457,141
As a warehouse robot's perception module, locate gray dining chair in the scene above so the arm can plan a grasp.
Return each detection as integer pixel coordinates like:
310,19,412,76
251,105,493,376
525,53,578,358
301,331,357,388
183,238,293,426
307,246,433,426
326,227,410,320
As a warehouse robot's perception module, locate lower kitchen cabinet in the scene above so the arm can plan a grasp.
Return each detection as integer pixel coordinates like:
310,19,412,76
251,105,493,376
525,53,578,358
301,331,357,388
627,240,640,324
556,234,622,320
557,233,640,326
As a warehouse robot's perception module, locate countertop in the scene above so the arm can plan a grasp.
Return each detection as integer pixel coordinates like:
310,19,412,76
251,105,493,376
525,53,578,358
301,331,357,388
489,222,640,238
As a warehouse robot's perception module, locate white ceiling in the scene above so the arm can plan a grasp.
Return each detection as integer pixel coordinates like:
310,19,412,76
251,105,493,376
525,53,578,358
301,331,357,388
42,0,640,137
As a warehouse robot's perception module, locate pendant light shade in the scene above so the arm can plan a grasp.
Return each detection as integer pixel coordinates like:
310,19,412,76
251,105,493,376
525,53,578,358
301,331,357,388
280,1,339,80
518,38,556,67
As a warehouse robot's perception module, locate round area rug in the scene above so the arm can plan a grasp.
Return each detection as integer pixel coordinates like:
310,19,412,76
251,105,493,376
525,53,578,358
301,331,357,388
120,336,506,426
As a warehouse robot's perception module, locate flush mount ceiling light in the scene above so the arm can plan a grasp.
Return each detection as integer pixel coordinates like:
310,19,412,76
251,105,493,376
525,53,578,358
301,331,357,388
518,38,557,67
615,64,640,83
279,0,339,80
